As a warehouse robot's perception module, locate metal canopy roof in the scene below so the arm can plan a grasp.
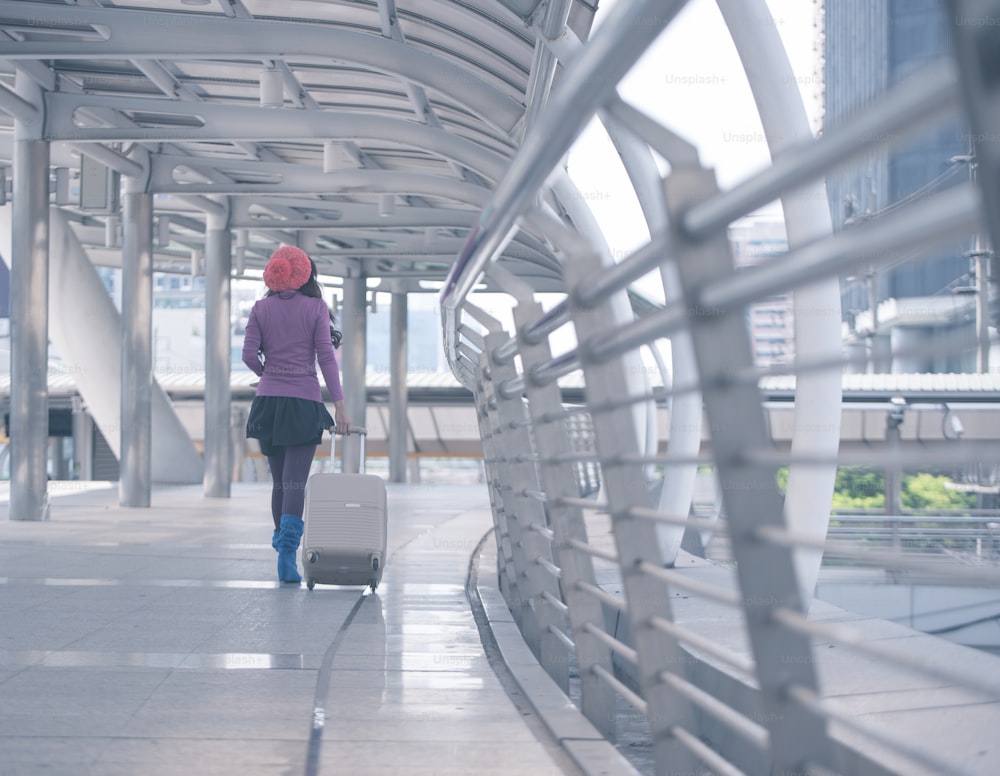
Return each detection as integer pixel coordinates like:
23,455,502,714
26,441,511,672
0,0,599,293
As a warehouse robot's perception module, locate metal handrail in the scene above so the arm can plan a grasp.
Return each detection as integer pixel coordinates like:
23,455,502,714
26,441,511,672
442,2,1000,774
439,0,689,368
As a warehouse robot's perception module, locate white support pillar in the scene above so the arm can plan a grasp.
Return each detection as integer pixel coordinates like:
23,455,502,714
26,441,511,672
204,210,232,498
120,184,153,507
389,290,408,482
718,0,842,605
341,274,367,473
71,399,93,481
9,72,49,521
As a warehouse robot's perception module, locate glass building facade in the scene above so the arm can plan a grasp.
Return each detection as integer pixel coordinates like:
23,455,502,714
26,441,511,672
824,0,970,309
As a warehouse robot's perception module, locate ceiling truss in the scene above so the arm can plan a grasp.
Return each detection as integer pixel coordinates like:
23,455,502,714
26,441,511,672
0,0,597,293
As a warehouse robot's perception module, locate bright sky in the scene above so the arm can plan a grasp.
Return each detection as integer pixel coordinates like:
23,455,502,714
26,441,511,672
420,0,821,324
567,0,822,266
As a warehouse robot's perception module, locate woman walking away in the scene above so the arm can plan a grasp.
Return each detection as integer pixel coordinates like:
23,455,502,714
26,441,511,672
242,246,350,583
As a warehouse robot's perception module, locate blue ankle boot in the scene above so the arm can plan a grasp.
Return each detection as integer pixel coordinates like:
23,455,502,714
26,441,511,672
276,514,304,583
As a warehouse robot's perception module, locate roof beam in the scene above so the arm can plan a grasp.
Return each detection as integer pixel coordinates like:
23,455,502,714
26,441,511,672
243,208,558,267
230,201,479,230
131,58,199,101
0,2,524,133
232,213,442,231
74,141,144,177
150,155,491,201
379,0,436,125
44,93,510,181
375,0,488,187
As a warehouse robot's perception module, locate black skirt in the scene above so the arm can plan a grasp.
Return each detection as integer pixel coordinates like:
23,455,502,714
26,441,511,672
246,395,334,456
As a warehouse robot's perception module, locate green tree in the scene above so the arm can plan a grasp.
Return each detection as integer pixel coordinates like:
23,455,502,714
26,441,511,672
832,467,885,510
774,466,973,512
902,473,976,511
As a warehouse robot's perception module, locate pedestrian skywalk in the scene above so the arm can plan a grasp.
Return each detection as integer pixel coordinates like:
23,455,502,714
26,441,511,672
0,483,615,776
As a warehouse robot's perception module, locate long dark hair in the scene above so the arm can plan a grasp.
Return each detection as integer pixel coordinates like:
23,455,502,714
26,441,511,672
264,257,323,299
260,257,341,351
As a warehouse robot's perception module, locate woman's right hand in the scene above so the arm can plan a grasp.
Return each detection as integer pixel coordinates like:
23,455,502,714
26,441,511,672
333,401,350,435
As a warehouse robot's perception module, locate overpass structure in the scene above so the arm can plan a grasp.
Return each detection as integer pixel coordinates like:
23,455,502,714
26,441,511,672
2,1,1000,775
3,369,1000,478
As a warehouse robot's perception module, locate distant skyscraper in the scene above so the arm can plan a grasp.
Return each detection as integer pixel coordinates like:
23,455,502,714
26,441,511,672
823,0,978,372
730,220,794,368
824,0,969,304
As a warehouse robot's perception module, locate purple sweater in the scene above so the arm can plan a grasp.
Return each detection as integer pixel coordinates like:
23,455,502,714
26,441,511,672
241,291,344,403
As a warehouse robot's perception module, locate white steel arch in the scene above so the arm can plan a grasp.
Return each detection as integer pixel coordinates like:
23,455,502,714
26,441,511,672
717,0,842,603
438,0,1000,774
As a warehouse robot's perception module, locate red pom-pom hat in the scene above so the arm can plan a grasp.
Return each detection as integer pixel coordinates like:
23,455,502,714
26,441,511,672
263,246,312,292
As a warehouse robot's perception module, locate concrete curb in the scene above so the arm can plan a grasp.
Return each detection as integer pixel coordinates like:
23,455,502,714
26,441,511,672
475,552,642,776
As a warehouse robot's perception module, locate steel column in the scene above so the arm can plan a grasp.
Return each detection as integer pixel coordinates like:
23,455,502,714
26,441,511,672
976,248,991,373
886,402,905,552
341,274,368,473
388,290,408,483
9,71,49,522
120,186,153,507
203,211,231,498
71,399,93,481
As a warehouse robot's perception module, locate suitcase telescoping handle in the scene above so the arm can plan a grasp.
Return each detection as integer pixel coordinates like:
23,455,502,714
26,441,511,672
329,426,368,473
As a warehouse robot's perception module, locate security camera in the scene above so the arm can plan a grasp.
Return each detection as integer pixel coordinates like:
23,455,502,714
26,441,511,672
887,396,907,429
942,403,965,440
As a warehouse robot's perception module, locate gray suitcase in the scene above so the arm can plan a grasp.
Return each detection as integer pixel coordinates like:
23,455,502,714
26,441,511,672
302,427,387,591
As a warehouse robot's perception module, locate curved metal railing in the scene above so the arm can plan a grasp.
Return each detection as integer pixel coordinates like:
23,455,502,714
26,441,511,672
440,2,1000,774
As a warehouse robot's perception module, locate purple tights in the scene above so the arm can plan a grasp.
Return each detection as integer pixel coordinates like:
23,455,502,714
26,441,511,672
267,444,317,529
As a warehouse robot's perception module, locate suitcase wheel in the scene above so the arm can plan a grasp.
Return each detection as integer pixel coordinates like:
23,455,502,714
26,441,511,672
370,555,380,572
307,578,316,590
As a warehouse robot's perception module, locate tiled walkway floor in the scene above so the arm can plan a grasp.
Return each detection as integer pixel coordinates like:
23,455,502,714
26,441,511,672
0,482,581,776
